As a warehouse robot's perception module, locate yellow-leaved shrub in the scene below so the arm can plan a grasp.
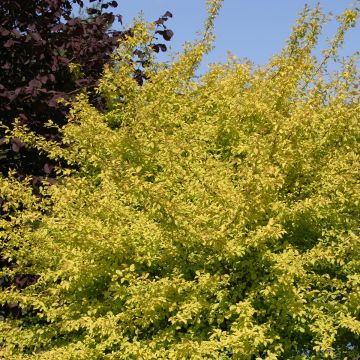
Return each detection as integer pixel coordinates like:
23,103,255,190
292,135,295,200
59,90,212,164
1,1,359,358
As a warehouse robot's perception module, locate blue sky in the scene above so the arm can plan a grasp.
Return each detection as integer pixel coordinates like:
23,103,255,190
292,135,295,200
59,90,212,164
88,1,359,74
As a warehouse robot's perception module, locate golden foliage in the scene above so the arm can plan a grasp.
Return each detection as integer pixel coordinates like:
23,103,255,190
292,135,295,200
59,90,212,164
1,1,359,358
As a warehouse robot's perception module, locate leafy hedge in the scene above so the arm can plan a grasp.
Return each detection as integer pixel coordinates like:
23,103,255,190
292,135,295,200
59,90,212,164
1,1,359,358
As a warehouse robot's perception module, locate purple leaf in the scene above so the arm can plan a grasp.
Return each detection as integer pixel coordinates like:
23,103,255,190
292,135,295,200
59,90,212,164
163,11,173,18
43,163,54,174
12,29,21,38
156,29,173,41
11,138,25,153
29,79,42,88
158,43,167,52
0,27,10,36
30,32,42,42
4,39,15,47
116,15,123,24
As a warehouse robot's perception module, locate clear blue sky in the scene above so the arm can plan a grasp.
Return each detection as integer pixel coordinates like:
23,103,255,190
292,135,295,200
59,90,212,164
89,1,360,74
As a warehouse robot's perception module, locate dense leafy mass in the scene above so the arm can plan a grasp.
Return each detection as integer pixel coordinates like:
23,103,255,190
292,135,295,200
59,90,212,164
1,1,360,358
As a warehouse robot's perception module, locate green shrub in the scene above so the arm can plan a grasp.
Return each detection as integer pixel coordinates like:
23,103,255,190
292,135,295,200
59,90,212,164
1,1,359,358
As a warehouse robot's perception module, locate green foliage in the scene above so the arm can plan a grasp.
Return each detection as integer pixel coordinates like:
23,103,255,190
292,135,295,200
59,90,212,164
1,1,359,358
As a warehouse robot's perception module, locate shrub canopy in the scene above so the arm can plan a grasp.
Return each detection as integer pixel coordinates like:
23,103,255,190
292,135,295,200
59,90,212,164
1,1,359,358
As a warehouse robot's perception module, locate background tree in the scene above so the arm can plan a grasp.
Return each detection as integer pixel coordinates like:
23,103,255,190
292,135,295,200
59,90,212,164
0,0,173,180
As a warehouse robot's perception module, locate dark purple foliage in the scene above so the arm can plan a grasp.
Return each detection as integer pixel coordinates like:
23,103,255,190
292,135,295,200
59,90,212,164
0,1,173,177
